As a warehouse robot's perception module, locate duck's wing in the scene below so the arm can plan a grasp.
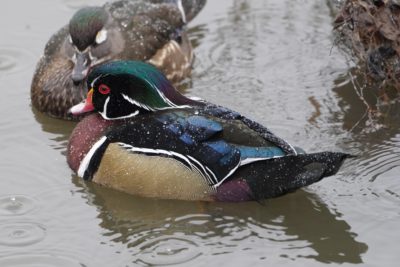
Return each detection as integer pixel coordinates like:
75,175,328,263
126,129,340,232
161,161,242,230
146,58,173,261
200,104,298,155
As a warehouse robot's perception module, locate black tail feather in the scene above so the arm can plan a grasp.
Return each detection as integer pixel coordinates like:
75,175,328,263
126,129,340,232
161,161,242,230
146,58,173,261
240,152,350,200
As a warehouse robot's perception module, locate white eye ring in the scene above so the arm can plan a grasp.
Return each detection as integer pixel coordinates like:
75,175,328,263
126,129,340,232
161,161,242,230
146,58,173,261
95,29,107,44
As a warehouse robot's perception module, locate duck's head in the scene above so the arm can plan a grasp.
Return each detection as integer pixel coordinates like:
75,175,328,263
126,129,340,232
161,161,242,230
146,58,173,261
67,6,118,83
69,61,199,119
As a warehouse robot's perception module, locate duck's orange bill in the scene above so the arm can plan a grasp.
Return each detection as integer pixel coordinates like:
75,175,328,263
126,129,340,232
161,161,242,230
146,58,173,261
69,88,95,115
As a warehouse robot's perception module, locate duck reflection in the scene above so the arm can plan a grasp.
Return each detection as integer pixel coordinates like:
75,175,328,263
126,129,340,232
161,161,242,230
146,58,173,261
31,106,76,152
72,175,367,264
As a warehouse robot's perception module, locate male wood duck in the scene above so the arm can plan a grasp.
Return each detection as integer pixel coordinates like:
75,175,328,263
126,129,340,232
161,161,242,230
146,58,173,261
31,0,205,120
67,61,349,202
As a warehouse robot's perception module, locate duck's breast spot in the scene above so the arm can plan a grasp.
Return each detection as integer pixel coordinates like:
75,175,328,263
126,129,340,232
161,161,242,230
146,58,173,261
93,143,215,201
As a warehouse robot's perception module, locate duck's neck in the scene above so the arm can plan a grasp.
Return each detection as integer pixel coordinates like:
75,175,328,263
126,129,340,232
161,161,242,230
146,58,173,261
67,113,119,172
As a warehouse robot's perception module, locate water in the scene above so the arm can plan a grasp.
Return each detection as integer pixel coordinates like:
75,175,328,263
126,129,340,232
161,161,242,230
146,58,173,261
0,0,399,266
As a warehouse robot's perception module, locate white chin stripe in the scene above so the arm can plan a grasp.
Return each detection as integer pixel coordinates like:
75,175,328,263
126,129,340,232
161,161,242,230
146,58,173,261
77,136,108,178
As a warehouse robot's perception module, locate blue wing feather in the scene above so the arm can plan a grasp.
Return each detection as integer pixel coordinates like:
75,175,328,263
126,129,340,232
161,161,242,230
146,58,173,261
186,115,223,141
238,146,285,161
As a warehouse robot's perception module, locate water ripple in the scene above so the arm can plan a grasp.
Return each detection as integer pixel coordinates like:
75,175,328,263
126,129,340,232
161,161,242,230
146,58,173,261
0,254,86,267
0,195,38,216
134,236,201,266
0,46,35,75
351,136,400,185
0,222,46,247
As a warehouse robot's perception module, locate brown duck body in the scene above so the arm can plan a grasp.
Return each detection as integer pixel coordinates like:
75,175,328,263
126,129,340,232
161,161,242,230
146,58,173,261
31,0,205,119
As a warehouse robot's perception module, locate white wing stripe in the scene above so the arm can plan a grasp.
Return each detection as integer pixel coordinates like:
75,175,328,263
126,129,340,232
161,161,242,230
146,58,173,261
213,161,241,188
240,155,284,166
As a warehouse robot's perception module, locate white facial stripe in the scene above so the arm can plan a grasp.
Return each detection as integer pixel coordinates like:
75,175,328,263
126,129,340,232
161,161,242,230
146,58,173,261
122,93,191,111
77,136,108,178
121,93,154,111
102,96,110,116
95,29,107,44
90,74,107,88
100,96,140,120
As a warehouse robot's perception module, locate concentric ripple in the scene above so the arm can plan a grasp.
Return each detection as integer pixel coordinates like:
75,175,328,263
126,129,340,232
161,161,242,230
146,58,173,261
0,222,46,246
0,195,38,216
134,236,201,266
0,254,86,267
0,47,34,75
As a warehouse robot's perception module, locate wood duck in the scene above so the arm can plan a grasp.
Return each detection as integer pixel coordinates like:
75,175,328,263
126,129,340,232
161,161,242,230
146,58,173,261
31,0,205,120
67,61,350,202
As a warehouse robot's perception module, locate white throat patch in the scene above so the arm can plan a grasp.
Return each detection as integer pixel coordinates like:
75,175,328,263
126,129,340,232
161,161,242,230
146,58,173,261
77,136,108,178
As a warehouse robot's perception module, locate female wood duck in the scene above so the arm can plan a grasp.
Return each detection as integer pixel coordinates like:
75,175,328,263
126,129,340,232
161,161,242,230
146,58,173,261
31,0,205,120
67,61,349,202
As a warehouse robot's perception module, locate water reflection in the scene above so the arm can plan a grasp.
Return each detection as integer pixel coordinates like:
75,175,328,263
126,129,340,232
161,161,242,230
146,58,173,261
73,176,367,265
31,107,76,152
327,69,400,215
0,254,87,267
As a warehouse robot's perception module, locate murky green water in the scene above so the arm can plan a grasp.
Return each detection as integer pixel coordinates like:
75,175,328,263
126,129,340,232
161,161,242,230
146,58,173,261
0,0,399,266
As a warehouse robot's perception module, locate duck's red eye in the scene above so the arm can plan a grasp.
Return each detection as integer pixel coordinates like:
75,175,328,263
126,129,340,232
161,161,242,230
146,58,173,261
98,84,110,95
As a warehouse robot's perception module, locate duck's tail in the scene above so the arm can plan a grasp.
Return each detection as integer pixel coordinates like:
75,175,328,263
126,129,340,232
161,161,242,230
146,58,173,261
249,152,351,200
216,152,351,201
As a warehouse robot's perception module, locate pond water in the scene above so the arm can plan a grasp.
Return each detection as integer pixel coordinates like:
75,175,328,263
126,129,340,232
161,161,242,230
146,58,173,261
0,0,399,266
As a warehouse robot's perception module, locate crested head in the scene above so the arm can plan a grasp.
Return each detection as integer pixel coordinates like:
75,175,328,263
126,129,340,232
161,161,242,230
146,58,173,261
70,61,200,119
69,6,108,51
